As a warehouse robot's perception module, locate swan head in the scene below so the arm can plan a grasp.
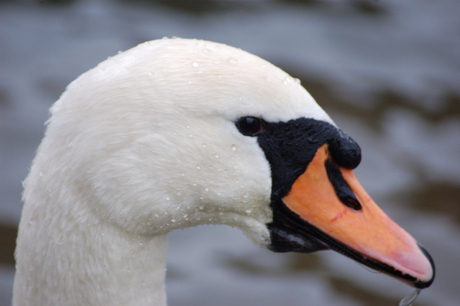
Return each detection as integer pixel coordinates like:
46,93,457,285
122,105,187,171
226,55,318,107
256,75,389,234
31,38,434,289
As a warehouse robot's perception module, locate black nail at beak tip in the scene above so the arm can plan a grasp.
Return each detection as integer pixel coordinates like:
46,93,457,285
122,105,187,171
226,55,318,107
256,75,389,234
412,245,435,289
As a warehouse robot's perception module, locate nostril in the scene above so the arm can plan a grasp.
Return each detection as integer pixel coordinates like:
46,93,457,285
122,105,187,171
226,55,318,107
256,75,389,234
341,196,361,211
325,160,362,210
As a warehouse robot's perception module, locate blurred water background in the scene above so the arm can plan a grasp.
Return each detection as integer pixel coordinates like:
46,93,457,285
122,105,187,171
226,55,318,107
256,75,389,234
1,0,459,305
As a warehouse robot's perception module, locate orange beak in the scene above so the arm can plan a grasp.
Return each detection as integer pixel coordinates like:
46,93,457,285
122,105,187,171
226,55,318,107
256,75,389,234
282,144,434,288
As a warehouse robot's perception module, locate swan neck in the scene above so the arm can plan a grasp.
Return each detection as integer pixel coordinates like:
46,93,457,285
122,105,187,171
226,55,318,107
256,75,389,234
13,195,169,306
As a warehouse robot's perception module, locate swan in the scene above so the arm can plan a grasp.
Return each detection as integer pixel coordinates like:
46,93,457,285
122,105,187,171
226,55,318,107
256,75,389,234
13,38,434,306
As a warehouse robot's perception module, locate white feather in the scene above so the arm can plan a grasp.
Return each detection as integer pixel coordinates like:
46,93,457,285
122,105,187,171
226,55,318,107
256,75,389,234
13,38,332,306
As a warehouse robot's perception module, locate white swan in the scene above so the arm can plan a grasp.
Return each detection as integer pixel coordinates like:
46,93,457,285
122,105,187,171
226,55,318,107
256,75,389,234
13,38,434,306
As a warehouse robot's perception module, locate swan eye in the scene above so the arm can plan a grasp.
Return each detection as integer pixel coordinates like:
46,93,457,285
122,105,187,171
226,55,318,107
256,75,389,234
235,117,265,136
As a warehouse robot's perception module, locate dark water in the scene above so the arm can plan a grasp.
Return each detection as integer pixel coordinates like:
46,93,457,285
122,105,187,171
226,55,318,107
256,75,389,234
1,0,459,305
